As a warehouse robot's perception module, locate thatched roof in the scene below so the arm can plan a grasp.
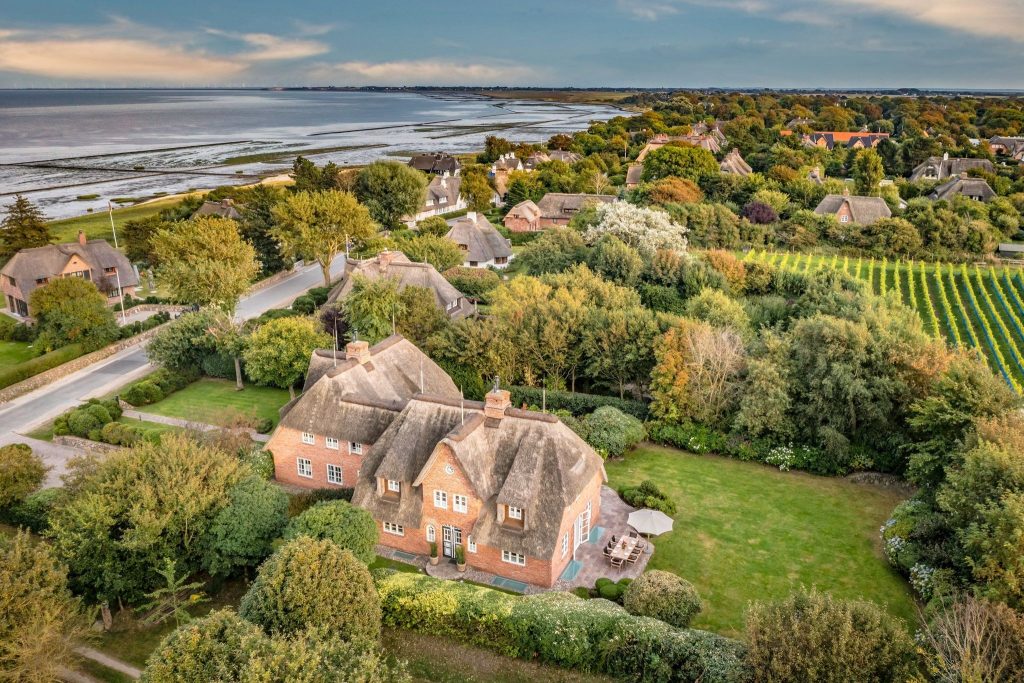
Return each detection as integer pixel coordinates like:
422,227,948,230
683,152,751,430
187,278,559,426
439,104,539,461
719,148,752,176
328,251,472,318
910,156,995,181
813,193,892,224
445,213,512,263
353,393,606,558
536,193,618,219
193,199,242,220
1,237,138,300
929,176,997,202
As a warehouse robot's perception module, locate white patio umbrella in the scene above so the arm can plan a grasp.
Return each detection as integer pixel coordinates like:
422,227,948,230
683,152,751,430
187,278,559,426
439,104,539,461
627,509,674,536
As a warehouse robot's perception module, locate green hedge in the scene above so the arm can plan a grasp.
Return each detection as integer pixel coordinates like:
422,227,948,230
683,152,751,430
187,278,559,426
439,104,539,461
509,386,648,420
375,572,750,683
0,344,85,391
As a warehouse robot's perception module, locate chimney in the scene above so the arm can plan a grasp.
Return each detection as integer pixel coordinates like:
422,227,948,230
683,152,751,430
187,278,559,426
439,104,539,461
467,211,477,222
345,339,371,364
78,230,87,246
842,185,851,197
484,377,511,421
378,249,394,271
943,152,949,161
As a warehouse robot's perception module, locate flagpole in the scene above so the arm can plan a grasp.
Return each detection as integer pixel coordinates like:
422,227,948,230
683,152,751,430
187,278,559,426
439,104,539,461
107,202,118,249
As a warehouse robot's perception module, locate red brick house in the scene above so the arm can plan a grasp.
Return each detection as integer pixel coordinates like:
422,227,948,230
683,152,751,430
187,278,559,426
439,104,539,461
503,193,618,232
503,200,542,232
269,335,607,587
0,232,138,318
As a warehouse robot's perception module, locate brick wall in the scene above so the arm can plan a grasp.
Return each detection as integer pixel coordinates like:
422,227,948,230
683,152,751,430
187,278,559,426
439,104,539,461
503,215,538,233
267,425,368,489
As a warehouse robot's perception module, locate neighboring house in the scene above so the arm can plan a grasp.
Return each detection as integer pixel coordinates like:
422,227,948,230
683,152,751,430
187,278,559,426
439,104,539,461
445,212,513,269
997,243,1024,259
781,131,890,151
328,250,473,318
785,117,814,129
928,175,996,202
271,335,606,588
407,173,465,224
808,166,825,185
719,148,752,176
193,198,242,220
408,153,461,175
625,164,644,189
813,191,892,225
636,132,722,161
524,150,583,169
1,232,138,318
989,136,1024,161
489,153,524,198
909,153,995,181
503,200,543,232
535,193,618,228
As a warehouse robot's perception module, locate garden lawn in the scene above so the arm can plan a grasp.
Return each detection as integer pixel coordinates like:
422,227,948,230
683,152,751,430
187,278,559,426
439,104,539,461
0,341,35,367
46,196,192,244
141,378,290,428
605,444,917,637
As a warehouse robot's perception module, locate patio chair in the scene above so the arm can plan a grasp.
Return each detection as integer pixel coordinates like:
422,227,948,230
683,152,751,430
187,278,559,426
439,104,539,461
636,539,647,551
628,530,638,538
610,535,618,544
602,546,612,557
610,557,624,571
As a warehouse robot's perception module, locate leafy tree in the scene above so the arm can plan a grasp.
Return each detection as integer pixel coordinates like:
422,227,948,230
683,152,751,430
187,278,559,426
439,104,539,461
584,202,688,255
916,597,1024,683
858,217,922,257
415,216,449,237
0,530,90,681
460,166,495,212
205,308,248,390
152,216,259,314
622,570,702,628
0,443,46,509
123,215,171,265
30,277,118,352
342,275,402,344
47,433,243,604
203,475,289,577
141,609,264,682
291,156,342,193
239,536,382,640
517,228,589,275
587,234,643,287
397,234,464,272
503,171,545,205
443,266,500,301
0,194,51,258
641,145,719,183
354,161,427,228
396,285,448,347
684,287,750,332
853,148,885,196
148,310,219,372
272,190,377,287
648,177,703,205
745,588,916,683
137,558,208,627
283,500,378,565
741,201,778,224
243,316,331,398
240,185,291,277
582,305,658,399
580,406,646,458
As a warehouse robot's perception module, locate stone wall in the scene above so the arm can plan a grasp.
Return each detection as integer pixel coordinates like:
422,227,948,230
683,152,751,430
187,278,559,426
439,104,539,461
53,434,121,453
122,303,186,316
0,323,167,405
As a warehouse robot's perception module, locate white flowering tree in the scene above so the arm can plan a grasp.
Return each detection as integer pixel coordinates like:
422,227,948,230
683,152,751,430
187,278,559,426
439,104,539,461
584,202,688,255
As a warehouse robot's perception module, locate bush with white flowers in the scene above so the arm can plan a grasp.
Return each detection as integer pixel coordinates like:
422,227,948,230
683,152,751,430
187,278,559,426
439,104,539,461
584,202,688,255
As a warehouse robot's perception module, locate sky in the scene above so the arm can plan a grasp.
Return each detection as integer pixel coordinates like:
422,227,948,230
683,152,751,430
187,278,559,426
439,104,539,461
0,1,1022,89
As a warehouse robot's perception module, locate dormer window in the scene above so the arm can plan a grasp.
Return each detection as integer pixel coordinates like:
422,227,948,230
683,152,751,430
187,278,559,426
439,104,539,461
349,442,363,455
388,479,401,493
508,506,522,520
501,504,524,530
104,267,116,274
840,215,850,223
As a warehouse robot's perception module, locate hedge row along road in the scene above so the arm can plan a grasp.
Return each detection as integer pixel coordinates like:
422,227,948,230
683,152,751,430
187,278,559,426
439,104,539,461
742,250,1024,394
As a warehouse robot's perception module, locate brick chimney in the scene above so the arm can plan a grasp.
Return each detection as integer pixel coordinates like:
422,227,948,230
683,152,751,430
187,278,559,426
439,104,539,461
378,249,394,271
346,339,370,364
78,230,87,246
484,377,511,420
467,211,477,223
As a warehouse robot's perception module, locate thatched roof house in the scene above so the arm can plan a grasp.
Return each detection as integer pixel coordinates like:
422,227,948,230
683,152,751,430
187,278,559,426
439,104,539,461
445,212,512,269
813,192,892,225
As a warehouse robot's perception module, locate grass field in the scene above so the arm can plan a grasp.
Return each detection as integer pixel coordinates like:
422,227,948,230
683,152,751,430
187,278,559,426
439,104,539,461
742,249,1024,394
0,340,36,367
141,378,290,428
46,195,193,244
604,444,916,637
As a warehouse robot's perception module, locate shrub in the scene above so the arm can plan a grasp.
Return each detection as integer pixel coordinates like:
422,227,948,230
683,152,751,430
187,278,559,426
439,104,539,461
0,344,84,391
291,295,316,314
620,480,677,516
239,537,381,640
3,487,59,532
624,570,702,628
123,380,164,407
67,409,103,438
307,286,332,307
241,449,275,480
253,418,274,435
376,572,750,682
286,487,354,517
594,577,632,603
283,500,378,565
99,422,141,447
202,351,239,380
202,475,289,577
508,386,648,420
741,201,778,225
0,443,46,508
442,266,501,301
141,608,265,682
744,588,916,683
581,406,646,458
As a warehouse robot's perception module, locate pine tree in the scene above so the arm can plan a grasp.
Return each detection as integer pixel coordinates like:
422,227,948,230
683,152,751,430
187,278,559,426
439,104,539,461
1,194,51,257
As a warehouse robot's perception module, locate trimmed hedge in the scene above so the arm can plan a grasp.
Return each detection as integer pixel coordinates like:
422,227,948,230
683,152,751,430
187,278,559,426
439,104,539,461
620,480,677,515
122,368,198,407
0,343,84,391
375,572,750,683
509,386,648,420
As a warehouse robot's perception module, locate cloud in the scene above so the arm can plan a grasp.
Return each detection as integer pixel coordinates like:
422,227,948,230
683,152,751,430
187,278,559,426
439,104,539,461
312,59,538,85
205,29,329,61
616,0,682,20
0,38,245,81
833,0,1024,42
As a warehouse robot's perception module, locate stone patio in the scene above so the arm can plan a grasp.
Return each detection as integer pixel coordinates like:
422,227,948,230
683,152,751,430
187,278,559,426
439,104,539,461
374,486,654,595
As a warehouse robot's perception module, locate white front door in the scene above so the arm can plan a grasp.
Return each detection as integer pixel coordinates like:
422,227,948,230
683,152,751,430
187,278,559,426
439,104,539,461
442,526,462,558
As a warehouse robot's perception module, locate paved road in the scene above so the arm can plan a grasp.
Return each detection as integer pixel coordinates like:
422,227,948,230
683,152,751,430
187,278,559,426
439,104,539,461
0,255,344,479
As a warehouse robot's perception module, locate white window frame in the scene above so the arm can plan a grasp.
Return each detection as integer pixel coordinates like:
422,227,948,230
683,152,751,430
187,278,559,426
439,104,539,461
387,479,401,493
383,522,405,536
840,214,850,224
507,506,523,520
325,437,339,450
501,549,526,566
301,432,315,445
349,442,363,455
426,525,436,543
467,535,477,553
297,458,312,478
433,490,448,509
562,532,569,557
453,494,468,514
326,464,343,486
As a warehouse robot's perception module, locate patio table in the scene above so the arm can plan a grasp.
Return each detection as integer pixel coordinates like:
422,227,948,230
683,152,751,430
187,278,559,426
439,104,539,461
609,536,639,562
